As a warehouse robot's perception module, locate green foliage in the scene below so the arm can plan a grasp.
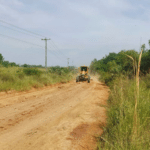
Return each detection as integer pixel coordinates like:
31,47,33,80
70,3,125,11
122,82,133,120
91,43,150,149
116,50,138,72
21,64,44,68
0,72,15,82
99,71,114,85
107,60,122,74
103,52,117,64
0,66,74,92
48,66,70,75
16,69,25,79
23,68,42,76
141,44,146,51
141,50,150,74
2,61,10,68
0,53,19,67
97,76,150,150
22,64,28,67
90,49,141,79
0,53,75,92
0,53,4,64
9,62,19,67
142,73,150,88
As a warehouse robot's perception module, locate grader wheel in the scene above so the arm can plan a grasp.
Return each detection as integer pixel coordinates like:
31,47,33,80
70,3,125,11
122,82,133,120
76,77,79,82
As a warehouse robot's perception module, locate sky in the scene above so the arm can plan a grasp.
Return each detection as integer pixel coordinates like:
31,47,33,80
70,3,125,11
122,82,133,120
0,0,150,67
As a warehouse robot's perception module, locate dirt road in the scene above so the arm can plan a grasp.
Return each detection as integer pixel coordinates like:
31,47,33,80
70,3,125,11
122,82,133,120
0,76,109,150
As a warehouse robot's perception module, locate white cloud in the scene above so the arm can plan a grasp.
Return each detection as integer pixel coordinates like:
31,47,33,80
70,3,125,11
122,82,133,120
0,0,150,66
0,0,23,6
103,0,133,10
66,1,99,17
0,1,54,29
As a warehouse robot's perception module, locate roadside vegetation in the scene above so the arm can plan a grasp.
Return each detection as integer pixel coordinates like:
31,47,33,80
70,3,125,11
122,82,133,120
0,53,76,92
90,42,150,149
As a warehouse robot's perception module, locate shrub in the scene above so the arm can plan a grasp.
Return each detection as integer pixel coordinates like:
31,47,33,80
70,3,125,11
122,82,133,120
99,71,116,85
0,72,15,82
16,69,25,79
0,66,74,92
142,73,150,88
23,68,42,76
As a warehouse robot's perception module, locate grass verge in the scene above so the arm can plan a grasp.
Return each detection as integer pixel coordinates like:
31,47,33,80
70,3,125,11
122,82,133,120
0,67,74,92
97,75,150,150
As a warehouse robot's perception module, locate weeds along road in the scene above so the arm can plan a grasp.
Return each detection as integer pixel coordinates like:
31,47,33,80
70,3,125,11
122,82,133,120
0,76,109,150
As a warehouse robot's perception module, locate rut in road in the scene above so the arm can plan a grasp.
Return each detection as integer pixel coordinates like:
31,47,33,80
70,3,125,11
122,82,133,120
0,76,109,150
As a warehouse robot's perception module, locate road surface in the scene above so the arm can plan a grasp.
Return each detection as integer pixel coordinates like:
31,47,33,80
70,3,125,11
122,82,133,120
0,76,109,150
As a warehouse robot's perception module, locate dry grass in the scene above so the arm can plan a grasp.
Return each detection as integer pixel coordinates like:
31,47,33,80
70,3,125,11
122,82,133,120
125,49,143,139
0,67,74,92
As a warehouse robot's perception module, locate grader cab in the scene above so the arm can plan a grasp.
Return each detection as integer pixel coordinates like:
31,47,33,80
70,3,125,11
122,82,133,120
76,66,90,83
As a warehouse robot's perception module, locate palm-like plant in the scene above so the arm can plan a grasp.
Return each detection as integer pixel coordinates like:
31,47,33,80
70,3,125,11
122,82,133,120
125,49,143,140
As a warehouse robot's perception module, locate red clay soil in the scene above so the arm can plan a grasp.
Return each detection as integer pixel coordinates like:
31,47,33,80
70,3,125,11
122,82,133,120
0,76,109,150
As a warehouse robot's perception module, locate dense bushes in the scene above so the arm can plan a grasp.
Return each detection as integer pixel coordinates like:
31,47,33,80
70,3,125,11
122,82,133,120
90,48,150,85
48,66,70,75
23,68,42,76
0,51,76,91
0,67,74,91
91,46,150,149
0,52,75,91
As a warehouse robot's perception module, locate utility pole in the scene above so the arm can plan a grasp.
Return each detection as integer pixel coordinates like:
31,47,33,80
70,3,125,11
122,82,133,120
67,58,70,68
41,38,50,71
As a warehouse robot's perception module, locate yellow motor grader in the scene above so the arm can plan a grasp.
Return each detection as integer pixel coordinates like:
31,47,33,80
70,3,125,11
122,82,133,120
76,66,90,83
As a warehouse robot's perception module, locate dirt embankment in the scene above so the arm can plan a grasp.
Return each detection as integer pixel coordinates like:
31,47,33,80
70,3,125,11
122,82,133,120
0,76,109,150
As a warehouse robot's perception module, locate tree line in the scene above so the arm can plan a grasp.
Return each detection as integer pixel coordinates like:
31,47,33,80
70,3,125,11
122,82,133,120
90,41,150,83
0,53,75,70
0,53,45,68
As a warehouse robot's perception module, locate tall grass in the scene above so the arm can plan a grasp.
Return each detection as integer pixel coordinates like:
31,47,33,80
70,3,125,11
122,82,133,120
97,49,150,149
97,76,150,150
125,49,143,139
0,67,74,92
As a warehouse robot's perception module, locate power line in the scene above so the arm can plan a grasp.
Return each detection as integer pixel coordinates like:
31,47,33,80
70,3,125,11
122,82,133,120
47,49,67,62
48,48,68,63
51,40,68,58
0,20,69,59
0,33,66,63
0,34,68,67
47,41,68,60
0,20,70,64
0,33,44,48
48,43,62,56
50,47,67,60
0,19,45,38
0,24,41,39
48,41,67,58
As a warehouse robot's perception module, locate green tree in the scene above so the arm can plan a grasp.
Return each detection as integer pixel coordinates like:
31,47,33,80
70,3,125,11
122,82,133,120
141,50,150,74
22,64,28,67
116,50,138,73
0,53,4,64
103,52,117,64
2,61,10,67
148,40,150,49
141,44,146,51
9,62,18,67
107,60,122,74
